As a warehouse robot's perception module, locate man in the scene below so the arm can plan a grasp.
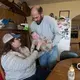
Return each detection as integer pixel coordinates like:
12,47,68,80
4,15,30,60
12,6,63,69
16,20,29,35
30,6,62,69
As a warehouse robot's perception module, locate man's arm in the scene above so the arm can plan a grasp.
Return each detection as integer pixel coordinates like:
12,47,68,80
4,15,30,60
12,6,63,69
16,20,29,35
48,17,62,47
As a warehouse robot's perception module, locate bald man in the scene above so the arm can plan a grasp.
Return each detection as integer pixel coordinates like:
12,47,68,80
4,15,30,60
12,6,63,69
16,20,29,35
30,6,62,69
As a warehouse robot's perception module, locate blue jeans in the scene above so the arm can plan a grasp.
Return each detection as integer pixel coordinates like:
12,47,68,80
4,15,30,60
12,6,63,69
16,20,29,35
39,46,58,68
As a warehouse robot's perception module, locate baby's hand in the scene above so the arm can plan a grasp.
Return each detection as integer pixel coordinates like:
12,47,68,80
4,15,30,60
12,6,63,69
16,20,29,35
36,41,42,50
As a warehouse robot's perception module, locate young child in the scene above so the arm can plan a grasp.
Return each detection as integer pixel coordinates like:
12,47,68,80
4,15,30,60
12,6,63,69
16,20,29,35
31,32,53,53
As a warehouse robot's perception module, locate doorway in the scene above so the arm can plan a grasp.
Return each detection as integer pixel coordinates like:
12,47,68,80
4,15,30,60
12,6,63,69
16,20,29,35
71,15,80,55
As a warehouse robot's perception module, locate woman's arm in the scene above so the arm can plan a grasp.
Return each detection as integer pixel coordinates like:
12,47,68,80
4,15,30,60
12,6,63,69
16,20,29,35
1,51,38,71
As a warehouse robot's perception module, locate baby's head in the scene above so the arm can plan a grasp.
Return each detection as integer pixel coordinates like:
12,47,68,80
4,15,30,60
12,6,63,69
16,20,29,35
31,32,39,40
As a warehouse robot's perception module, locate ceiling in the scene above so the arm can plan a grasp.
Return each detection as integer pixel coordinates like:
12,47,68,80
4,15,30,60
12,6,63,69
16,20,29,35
24,0,77,5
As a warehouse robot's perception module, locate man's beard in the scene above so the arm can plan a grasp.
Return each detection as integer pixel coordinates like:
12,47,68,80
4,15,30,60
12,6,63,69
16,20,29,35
36,16,43,25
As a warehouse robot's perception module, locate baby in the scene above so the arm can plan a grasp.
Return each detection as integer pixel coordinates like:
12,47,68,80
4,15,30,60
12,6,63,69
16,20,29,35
31,32,53,52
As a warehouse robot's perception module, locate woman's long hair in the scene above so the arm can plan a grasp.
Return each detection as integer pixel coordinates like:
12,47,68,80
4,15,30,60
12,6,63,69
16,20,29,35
2,38,24,55
2,38,14,54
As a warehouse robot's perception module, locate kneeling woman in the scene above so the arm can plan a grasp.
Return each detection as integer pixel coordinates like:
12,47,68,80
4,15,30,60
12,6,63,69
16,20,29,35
1,33,40,80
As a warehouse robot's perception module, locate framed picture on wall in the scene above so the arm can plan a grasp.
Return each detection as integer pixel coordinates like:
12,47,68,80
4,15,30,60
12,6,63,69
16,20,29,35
59,10,70,18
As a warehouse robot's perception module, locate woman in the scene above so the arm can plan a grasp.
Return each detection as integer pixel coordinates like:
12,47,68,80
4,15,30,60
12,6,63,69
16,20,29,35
1,33,40,80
